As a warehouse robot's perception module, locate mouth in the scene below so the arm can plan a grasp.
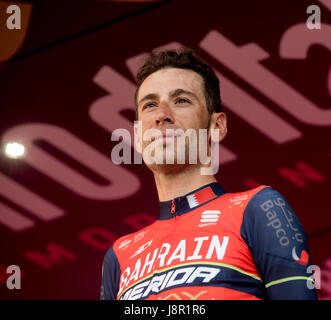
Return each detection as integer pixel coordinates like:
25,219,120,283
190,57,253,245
152,130,182,143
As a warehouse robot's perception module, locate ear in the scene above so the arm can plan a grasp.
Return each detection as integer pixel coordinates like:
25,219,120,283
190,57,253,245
134,120,142,154
208,112,227,143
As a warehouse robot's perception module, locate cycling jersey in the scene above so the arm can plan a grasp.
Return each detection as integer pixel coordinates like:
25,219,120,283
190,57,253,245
100,182,317,300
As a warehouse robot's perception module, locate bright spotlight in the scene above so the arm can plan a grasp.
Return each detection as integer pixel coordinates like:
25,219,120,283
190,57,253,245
4,142,26,159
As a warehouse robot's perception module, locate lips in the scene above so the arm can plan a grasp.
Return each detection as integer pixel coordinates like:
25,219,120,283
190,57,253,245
151,129,182,143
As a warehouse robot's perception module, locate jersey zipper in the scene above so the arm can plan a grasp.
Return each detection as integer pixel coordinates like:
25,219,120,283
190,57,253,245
171,199,176,214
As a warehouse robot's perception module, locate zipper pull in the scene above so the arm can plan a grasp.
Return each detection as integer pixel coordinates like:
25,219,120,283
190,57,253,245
171,200,175,214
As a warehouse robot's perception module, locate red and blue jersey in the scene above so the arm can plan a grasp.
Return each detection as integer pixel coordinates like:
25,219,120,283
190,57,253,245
100,183,317,300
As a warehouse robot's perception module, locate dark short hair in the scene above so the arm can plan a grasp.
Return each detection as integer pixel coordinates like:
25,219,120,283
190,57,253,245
134,47,222,119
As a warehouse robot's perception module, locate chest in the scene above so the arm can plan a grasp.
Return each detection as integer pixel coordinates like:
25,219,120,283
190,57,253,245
116,204,258,299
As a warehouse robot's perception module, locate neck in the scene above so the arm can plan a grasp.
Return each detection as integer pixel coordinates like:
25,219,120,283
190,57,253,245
153,165,217,201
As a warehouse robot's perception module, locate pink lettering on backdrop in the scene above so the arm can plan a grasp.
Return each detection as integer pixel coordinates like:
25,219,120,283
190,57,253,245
1,123,140,200
317,0,331,12
90,66,137,146
279,23,331,97
0,201,34,231
125,41,185,77
78,227,116,250
2,26,329,232
0,172,65,231
23,243,77,269
214,70,302,144
278,161,325,188
127,41,302,145
200,30,331,126
279,24,331,59
90,66,146,165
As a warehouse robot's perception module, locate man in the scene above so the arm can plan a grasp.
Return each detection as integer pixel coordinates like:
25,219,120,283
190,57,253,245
100,48,317,300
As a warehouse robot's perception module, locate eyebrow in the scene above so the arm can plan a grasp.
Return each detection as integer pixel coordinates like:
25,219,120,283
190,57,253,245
138,88,199,108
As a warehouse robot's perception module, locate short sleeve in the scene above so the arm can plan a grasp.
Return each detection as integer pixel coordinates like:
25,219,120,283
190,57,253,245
240,187,318,300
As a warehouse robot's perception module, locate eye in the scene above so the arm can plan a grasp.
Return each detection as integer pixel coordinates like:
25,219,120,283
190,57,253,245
175,98,189,104
142,102,157,110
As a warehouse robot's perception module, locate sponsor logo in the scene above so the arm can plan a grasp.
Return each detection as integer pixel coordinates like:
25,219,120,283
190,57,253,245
130,240,153,259
158,290,211,300
260,197,304,247
134,229,149,243
198,210,221,227
119,235,229,296
118,239,132,250
228,193,249,208
119,265,221,300
260,198,289,246
292,247,309,266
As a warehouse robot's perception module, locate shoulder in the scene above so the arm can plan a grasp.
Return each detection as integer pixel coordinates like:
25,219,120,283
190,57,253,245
105,221,157,260
241,184,292,223
240,185,291,228
241,185,308,247
244,185,291,214
220,184,272,208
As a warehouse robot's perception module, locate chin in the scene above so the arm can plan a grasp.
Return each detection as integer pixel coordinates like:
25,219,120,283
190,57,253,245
148,162,191,175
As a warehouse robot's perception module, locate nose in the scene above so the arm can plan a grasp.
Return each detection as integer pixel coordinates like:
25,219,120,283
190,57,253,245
154,101,174,126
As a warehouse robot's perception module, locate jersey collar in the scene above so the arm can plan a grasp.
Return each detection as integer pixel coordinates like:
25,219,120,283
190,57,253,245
158,182,227,220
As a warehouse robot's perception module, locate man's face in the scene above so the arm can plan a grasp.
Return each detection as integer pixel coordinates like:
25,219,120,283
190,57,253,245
136,67,210,171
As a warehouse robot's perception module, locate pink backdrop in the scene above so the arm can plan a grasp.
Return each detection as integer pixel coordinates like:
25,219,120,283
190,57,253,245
0,0,330,299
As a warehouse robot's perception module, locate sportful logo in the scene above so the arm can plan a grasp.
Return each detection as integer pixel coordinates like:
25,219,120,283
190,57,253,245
199,210,221,228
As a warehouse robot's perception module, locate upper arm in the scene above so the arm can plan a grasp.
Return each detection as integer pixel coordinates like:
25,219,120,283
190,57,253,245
241,187,318,300
100,245,121,300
